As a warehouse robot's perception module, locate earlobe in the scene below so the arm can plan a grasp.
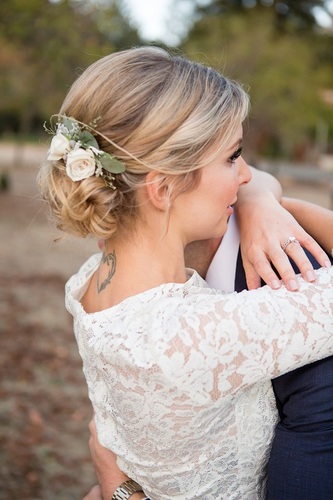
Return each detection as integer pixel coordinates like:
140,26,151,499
145,171,170,211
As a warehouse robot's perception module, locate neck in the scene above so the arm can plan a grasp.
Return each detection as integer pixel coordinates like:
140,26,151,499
103,229,188,287
81,228,188,313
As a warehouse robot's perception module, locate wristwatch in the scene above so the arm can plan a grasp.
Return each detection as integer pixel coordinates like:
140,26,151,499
111,479,143,500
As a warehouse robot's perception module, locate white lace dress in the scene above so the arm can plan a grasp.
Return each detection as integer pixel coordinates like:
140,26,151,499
66,254,333,500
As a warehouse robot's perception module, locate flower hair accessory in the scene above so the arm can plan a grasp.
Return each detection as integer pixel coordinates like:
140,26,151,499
44,115,126,189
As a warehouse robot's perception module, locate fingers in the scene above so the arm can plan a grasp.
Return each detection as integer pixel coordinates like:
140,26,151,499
243,244,316,292
268,245,305,291
245,253,299,292
243,251,282,291
295,233,332,270
244,236,331,292
242,262,264,290
279,233,331,289
82,485,103,500
281,237,317,284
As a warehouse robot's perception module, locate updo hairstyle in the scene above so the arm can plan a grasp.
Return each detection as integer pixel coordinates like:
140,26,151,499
38,46,249,239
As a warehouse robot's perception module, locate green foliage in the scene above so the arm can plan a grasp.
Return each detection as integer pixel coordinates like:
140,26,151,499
0,0,141,136
181,3,333,159
2,0,333,161
194,0,330,31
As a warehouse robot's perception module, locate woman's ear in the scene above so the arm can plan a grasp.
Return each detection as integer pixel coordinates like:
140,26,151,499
145,171,170,211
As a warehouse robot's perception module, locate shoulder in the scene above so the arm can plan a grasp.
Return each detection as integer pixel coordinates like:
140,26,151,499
65,253,101,312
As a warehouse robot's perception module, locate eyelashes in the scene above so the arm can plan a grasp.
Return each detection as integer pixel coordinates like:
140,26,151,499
229,146,243,163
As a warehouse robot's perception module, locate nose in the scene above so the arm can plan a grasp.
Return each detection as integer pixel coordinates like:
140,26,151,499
238,156,252,186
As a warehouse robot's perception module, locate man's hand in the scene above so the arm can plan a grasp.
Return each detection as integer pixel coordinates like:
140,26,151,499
87,418,146,500
83,485,103,500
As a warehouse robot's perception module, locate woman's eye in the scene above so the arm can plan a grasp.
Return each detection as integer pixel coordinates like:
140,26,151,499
228,146,243,164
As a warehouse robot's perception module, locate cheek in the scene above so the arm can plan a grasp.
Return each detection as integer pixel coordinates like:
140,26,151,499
210,178,231,202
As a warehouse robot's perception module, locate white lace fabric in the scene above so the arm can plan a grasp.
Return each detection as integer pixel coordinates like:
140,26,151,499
66,254,333,499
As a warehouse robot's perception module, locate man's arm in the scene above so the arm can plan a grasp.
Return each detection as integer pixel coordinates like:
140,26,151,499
83,419,147,500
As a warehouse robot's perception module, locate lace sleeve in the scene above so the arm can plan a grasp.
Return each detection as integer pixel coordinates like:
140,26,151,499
154,267,333,402
70,265,333,499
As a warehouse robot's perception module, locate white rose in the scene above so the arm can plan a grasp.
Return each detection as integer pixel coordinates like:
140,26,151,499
65,148,96,181
47,133,70,161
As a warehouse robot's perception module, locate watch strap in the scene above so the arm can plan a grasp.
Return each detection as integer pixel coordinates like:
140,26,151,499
111,479,143,500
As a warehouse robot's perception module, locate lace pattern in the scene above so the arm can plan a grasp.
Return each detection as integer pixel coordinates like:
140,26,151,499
66,254,333,499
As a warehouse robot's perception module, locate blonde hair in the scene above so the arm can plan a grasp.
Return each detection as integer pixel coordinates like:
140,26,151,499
38,46,249,239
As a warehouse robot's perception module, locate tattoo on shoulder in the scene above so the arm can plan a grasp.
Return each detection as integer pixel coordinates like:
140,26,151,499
97,249,116,293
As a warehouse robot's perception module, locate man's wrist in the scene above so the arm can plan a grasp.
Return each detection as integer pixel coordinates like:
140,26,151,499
111,479,144,500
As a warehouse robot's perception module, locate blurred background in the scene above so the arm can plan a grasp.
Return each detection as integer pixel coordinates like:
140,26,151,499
0,1,333,498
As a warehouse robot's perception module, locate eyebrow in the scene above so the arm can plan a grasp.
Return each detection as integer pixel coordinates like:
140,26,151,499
227,138,243,153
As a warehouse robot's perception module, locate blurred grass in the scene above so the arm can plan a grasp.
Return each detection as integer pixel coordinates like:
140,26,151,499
0,143,97,499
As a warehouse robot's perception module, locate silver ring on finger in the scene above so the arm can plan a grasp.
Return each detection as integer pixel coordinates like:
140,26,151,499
282,236,300,253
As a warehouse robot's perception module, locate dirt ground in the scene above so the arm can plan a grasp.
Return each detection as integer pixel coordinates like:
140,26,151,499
0,143,331,500
0,145,97,500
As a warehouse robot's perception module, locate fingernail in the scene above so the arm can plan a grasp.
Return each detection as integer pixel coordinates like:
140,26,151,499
288,279,298,291
306,270,316,282
271,280,281,290
324,259,331,268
